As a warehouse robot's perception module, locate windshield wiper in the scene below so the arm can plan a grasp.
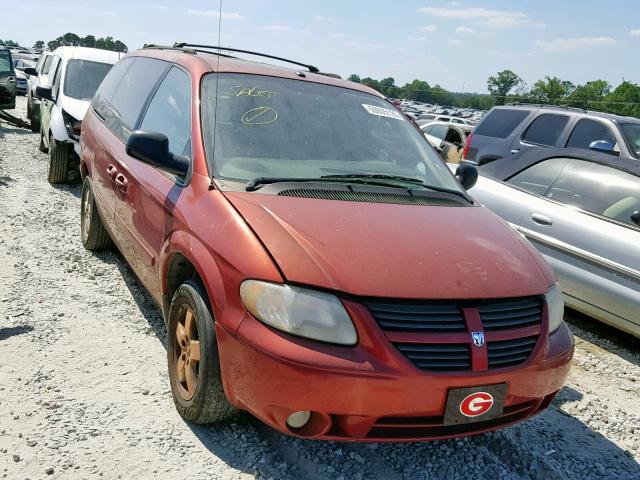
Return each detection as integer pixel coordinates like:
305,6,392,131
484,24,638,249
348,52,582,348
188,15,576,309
245,174,471,202
320,174,471,201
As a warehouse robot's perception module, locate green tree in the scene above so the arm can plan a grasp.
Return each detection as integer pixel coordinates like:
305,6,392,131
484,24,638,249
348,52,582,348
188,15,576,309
487,70,522,105
33,40,45,49
402,79,431,102
82,35,96,48
529,76,575,102
570,80,610,101
347,74,361,83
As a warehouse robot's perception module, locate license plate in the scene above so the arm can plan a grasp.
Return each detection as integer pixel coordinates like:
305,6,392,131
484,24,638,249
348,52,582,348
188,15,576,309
443,383,508,425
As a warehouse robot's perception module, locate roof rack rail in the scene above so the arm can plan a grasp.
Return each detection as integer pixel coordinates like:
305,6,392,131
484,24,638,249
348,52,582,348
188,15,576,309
172,43,319,73
508,102,587,113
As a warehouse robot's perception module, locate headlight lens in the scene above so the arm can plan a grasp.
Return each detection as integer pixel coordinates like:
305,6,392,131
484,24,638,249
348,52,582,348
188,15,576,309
240,280,357,345
545,283,564,333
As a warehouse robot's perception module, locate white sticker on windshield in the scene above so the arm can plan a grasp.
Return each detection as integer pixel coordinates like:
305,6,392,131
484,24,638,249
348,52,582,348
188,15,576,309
362,104,405,121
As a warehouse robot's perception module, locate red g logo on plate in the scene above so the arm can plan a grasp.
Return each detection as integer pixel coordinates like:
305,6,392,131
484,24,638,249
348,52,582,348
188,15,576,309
460,392,494,417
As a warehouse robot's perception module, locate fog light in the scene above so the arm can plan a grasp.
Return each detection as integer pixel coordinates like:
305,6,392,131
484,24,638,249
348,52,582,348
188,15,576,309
286,410,311,429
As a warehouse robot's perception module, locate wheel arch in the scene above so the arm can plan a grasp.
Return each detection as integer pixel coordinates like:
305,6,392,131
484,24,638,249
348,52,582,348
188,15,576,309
160,232,232,330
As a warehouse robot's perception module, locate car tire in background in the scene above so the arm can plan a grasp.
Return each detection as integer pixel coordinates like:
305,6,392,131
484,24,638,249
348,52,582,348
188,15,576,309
38,125,47,153
167,280,236,424
80,178,113,251
47,135,69,184
29,102,40,133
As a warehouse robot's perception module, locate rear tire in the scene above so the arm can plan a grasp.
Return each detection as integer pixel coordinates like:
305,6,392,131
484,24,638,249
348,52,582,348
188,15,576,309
29,103,40,133
80,177,113,251
47,135,69,184
167,280,236,424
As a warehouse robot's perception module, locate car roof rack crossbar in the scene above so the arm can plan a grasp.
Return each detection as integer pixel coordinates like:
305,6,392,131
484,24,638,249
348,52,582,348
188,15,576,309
507,102,588,113
172,43,320,73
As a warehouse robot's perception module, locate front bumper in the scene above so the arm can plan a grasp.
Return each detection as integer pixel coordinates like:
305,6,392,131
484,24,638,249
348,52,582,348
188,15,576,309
217,304,574,441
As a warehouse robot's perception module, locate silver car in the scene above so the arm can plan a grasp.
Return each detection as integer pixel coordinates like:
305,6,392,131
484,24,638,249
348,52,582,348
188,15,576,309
453,147,640,338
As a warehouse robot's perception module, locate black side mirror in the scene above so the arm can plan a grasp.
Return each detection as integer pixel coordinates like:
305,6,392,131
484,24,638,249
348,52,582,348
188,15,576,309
631,211,640,226
126,131,189,176
35,85,53,101
455,163,478,190
24,67,38,76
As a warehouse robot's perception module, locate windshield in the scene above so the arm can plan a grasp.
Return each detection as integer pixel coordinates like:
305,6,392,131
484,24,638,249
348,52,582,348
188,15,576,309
201,73,462,192
0,51,12,74
620,123,640,159
63,59,113,101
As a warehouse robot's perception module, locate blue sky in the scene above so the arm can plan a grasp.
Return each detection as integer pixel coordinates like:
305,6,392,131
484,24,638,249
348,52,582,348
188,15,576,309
7,0,640,93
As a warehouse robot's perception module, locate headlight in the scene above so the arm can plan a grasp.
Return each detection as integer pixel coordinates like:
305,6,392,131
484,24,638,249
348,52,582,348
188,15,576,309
240,280,357,345
545,283,564,333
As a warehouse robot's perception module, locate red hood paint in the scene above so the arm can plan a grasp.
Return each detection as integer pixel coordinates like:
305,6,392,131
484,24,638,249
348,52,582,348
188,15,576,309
224,192,554,299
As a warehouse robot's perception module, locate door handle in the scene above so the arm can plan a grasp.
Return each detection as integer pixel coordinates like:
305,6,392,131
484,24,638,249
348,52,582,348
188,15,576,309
115,173,128,192
107,164,118,182
531,213,553,225
510,149,520,154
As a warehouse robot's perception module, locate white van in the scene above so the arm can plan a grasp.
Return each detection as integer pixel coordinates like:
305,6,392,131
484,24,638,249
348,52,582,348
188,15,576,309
36,46,121,183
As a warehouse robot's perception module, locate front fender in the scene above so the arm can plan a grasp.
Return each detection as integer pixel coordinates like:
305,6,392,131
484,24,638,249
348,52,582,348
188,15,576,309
159,231,245,333
49,105,70,143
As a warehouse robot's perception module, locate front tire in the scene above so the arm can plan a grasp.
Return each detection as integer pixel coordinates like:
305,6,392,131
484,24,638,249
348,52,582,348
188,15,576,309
80,178,113,251
47,135,69,184
167,280,236,424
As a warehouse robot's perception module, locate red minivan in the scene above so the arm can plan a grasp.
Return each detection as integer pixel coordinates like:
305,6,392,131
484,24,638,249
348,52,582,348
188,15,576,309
79,44,573,441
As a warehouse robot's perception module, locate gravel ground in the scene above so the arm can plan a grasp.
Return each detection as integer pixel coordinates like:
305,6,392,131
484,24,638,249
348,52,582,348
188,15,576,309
1,96,639,480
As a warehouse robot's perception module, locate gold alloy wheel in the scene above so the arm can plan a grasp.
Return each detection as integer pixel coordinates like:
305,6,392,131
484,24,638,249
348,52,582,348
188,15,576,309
174,306,201,400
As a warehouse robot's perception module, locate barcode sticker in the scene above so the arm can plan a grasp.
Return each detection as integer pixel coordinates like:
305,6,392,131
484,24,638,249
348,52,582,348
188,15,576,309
362,104,405,121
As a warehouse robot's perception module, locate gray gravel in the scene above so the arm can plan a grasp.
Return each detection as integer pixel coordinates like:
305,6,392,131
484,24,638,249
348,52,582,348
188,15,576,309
1,96,639,479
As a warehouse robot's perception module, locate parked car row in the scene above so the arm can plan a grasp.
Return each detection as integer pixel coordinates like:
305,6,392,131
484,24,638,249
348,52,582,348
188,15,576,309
22,43,573,442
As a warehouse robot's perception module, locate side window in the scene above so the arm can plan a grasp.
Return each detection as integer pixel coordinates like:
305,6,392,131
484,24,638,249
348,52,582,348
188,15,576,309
92,57,134,120
507,157,573,196
429,124,448,139
474,109,529,139
421,125,432,134
41,55,53,75
546,161,640,226
50,58,62,100
566,118,617,150
522,114,570,146
139,67,191,157
102,57,168,143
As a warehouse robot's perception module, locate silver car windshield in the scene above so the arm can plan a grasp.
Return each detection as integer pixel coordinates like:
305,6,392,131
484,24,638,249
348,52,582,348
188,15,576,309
201,73,462,192
63,59,113,101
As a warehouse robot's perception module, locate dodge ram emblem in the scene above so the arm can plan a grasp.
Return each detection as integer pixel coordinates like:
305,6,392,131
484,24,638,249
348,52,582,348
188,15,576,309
471,331,485,347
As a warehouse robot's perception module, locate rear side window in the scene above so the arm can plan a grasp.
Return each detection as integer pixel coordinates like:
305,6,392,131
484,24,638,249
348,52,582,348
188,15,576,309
139,67,191,156
429,124,448,139
522,113,569,146
566,119,616,149
546,161,640,227
475,109,529,138
0,51,11,73
507,157,573,196
95,57,168,143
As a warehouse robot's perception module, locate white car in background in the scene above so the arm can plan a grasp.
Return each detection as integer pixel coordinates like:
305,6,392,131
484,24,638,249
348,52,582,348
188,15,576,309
24,51,54,132
36,46,121,183
421,121,473,164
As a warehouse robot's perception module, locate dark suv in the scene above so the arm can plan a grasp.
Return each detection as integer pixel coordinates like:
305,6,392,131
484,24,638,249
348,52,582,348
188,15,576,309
0,48,16,109
464,104,640,165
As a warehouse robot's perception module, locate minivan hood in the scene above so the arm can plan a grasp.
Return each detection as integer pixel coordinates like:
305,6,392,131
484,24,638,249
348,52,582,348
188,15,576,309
60,96,90,121
225,192,554,299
